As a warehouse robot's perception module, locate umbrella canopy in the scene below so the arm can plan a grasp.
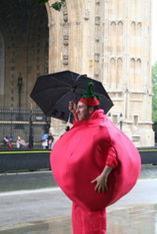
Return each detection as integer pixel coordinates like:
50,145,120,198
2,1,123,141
30,70,113,122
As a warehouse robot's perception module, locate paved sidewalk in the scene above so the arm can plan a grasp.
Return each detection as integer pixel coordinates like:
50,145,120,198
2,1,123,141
0,165,157,233
0,178,157,233
0,164,157,192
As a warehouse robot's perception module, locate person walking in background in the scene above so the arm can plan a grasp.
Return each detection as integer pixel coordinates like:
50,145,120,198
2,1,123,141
3,136,13,150
16,136,21,149
41,133,48,149
16,136,28,150
50,82,141,234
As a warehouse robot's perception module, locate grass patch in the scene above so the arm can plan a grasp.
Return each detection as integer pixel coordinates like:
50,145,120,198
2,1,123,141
138,148,157,152
0,150,50,155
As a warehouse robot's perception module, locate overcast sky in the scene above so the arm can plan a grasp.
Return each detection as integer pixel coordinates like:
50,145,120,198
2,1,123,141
151,0,157,65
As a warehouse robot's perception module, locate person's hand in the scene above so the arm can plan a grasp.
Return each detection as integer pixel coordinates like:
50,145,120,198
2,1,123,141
68,101,77,114
91,173,109,193
91,166,113,193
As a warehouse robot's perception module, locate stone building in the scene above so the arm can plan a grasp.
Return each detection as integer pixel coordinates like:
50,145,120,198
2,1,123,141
0,0,154,146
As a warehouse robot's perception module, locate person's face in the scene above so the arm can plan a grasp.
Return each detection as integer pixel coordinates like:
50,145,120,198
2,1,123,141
76,101,92,121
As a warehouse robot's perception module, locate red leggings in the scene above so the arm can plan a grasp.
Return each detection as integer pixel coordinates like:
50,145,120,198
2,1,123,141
72,203,106,234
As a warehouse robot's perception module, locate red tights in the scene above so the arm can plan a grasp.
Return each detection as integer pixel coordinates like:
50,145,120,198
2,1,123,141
72,203,106,234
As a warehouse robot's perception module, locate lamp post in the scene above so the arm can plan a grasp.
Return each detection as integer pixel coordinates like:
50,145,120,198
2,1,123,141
44,116,50,133
28,110,34,149
108,112,111,118
119,113,123,130
10,107,13,138
17,73,23,110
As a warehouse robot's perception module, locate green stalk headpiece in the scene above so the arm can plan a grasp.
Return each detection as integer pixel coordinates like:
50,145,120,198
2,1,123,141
79,82,100,106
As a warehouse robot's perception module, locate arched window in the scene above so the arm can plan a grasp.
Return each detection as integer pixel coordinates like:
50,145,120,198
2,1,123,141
136,58,142,88
117,21,123,53
118,21,123,34
110,22,116,53
117,57,123,88
0,32,5,95
110,58,116,88
130,58,136,88
131,21,136,36
137,22,142,36
130,22,136,54
136,58,141,70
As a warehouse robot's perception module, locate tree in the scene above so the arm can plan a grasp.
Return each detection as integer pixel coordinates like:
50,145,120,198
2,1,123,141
152,62,157,122
36,0,66,11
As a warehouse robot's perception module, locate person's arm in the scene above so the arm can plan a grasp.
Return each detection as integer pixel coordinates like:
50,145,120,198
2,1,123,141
91,146,118,193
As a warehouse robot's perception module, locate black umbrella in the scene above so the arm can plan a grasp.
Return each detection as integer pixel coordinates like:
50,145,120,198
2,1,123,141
30,70,113,122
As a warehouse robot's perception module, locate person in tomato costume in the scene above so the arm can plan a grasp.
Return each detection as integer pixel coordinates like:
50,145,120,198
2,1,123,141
50,82,141,234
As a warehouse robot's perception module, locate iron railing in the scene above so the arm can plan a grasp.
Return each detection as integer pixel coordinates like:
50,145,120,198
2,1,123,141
0,108,50,150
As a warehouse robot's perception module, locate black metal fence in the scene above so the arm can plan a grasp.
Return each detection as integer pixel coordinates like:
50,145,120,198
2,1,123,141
0,108,50,150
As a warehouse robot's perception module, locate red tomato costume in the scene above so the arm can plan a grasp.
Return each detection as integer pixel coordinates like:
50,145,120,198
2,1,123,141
50,108,141,233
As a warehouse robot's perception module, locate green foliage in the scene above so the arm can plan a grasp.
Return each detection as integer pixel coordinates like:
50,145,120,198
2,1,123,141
51,0,65,11
36,0,66,11
152,62,157,122
51,1,62,11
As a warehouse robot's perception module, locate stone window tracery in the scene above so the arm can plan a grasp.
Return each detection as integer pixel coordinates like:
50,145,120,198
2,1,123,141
117,57,123,88
110,57,116,88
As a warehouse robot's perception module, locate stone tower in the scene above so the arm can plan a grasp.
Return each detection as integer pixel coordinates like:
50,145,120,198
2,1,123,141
46,0,154,146
0,0,154,146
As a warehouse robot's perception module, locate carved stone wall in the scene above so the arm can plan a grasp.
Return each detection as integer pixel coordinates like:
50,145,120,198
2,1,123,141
0,0,48,108
47,0,154,146
103,0,154,147
0,0,154,146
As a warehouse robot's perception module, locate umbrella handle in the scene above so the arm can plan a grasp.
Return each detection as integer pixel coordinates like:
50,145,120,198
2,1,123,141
67,112,72,123
65,112,72,132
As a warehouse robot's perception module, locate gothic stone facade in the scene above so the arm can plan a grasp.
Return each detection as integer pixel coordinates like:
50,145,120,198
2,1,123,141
0,0,154,147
